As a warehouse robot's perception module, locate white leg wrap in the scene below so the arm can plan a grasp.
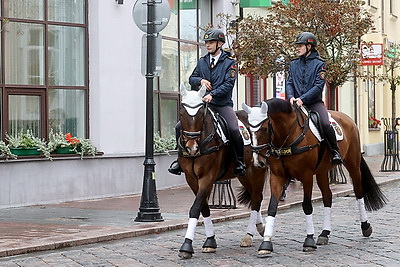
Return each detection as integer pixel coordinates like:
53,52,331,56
185,218,198,240
203,216,215,238
305,214,314,235
357,198,368,222
323,207,332,232
263,216,275,241
246,210,258,236
256,211,263,224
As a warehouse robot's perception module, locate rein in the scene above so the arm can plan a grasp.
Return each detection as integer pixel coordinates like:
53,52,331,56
178,102,226,158
269,105,319,159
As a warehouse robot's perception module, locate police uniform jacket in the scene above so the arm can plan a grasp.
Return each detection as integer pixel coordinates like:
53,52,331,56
189,50,237,107
286,50,327,106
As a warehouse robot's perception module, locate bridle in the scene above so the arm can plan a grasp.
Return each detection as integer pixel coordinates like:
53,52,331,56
249,118,271,160
267,104,319,159
178,102,225,157
250,104,320,160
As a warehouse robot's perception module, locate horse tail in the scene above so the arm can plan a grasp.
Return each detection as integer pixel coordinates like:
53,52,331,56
237,186,252,208
360,156,388,211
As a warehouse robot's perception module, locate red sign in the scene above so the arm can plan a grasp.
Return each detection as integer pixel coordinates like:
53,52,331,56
361,43,383,66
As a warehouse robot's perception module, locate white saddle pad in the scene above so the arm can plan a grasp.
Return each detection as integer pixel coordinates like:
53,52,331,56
300,106,344,142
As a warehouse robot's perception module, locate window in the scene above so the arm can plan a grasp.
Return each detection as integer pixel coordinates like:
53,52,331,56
155,0,211,138
1,0,88,140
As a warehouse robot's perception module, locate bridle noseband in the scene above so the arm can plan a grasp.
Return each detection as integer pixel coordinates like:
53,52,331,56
178,102,225,157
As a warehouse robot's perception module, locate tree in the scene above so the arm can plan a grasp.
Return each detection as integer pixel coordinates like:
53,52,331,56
378,44,400,128
232,0,374,110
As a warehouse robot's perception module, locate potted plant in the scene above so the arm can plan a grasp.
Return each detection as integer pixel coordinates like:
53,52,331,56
6,130,50,158
48,128,98,159
368,116,381,129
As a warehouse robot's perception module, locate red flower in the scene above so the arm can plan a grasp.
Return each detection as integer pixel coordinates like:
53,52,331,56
65,133,80,145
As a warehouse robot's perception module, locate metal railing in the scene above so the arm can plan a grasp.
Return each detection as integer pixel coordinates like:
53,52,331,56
208,180,237,209
380,118,400,172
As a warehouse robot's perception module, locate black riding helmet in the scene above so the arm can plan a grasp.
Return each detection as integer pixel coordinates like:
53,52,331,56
293,32,317,47
203,28,226,43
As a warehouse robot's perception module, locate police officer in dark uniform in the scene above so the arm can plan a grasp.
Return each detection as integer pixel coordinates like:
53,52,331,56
286,32,342,165
168,28,246,176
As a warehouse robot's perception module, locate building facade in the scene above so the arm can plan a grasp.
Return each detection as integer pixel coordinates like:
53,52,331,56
0,0,398,208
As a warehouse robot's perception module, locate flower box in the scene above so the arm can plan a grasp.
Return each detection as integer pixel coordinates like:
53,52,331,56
55,146,76,154
10,147,41,156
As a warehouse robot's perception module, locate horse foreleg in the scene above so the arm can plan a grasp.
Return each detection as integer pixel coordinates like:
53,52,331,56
201,204,217,253
179,190,208,259
257,195,279,257
302,180,317,252
357,198,373,237
316,173,332,245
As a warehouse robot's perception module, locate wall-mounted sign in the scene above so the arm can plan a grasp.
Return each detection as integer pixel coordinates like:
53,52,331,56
361,43,383,66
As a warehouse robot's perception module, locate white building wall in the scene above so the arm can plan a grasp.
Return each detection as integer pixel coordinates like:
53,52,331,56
89,0,146,155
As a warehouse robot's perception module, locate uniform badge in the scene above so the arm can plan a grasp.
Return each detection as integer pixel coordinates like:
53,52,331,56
230,65,237,78
320,71,326,80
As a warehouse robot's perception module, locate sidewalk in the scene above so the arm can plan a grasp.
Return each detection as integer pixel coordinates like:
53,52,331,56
0,156,398,258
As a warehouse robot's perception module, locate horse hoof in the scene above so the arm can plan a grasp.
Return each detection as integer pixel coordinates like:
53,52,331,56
256,223,265,236
257,250,272,258
303,236,317,252
178,251,193,259
202,247,216,253
362,225,373,237
316,236,329,245
202,235,217,252
240,234,253,247
303,246,317,252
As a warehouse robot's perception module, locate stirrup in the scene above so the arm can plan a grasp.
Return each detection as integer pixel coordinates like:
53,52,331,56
331,151,342,165
168,160,182,175
234,160,246,177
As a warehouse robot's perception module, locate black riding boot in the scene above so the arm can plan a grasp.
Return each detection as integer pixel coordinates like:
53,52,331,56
168,122,183,175
168,160,182,175
232,134,246,177
324,126,342,165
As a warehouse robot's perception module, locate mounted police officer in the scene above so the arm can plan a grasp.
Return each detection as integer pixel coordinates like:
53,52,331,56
286,32,342,165
168,28,246,176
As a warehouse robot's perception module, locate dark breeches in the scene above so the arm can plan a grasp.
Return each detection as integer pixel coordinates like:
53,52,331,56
307,101,330,132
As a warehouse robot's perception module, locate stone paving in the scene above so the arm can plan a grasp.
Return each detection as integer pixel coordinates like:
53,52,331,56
0,180,399,266
0,156,399,266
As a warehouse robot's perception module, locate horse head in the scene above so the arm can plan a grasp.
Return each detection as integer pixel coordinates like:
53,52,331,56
179,84,207,156
242,102,270,168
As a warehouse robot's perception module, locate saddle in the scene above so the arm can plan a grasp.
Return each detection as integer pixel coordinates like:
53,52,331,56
209,108,251,145
300,106,343,142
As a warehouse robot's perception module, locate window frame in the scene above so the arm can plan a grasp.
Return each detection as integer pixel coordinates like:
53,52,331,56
0,0,89,140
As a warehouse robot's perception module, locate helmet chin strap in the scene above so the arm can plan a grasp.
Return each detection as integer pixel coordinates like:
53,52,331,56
210,43,221,56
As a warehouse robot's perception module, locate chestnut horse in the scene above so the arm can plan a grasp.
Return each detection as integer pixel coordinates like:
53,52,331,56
176,84,267,259
242,98,387,257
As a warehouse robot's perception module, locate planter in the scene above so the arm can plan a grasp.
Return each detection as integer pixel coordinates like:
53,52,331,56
55,146,76,154
10,147,41,156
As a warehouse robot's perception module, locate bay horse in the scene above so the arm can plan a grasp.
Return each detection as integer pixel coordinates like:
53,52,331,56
176,84,267,259
242,98,387,257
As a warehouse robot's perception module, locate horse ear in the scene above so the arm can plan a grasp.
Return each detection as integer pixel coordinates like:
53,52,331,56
180,82,187,97
198,84,206,98
261,101,268,115
242,103,252,114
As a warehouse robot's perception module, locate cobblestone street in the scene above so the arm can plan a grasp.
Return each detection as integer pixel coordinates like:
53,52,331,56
1,180,399,266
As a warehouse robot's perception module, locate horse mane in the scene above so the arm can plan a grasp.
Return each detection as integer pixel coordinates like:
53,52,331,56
265,98,293,115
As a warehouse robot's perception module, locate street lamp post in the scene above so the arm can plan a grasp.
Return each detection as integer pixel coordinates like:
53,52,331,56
134,0,163,222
